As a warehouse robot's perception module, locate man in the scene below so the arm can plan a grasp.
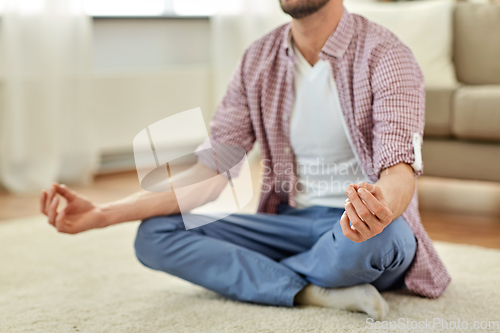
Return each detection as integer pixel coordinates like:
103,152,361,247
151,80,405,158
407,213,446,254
40,0,450,320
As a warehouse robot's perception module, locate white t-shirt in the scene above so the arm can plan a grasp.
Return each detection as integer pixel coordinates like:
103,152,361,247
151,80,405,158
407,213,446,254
290,42,368,209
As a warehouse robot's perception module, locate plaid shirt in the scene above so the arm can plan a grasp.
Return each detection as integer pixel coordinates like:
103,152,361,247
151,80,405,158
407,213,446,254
198,9,451,298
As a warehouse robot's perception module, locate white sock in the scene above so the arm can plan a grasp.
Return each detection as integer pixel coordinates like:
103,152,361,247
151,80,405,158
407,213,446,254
295,284,389,321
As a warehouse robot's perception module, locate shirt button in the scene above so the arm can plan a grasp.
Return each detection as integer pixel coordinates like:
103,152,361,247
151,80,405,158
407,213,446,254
282,114,289,121
284,147,291,154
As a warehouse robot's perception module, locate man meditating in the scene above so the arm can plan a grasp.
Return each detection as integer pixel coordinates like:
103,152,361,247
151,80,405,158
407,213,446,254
40,0,450,320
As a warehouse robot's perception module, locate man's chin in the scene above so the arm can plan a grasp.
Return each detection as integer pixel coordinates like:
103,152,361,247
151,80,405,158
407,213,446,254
280,0,331,19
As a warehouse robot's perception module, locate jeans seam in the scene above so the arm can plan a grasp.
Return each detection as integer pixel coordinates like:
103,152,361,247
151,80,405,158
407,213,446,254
340,238,414,285
307,217,316,243
246,253,306,286
381,238,416,267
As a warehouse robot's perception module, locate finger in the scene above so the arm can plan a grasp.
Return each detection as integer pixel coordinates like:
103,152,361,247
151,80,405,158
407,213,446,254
345,185,377,225
357,187,392,221
357,182,376,191
369,186,384,201
345,200,371,237
55,211,68,233
45,184,57,215
40,190,48,215
340,211,362,242
48,196,59,226
55,184,77,202
368,186,389,207
358,183,385,202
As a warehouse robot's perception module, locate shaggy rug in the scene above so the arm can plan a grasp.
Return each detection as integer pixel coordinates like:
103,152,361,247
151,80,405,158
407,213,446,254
0,216,499,333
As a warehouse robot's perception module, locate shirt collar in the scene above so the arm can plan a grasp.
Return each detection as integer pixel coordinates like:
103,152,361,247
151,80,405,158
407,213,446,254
282,7,354,60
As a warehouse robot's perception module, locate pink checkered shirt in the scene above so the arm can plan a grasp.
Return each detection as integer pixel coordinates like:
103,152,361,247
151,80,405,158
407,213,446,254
198,8,451,298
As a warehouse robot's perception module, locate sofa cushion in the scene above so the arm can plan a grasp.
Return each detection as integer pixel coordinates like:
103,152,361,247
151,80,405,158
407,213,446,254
452,86,500,141
345,0,456,88
423,139,500,182
424,88,454,137
454,4,500,85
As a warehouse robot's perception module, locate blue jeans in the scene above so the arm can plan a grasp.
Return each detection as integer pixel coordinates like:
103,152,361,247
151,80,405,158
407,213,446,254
134,205,416,307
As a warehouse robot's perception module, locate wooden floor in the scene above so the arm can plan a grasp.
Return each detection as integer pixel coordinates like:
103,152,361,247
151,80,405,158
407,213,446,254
1,168,500,249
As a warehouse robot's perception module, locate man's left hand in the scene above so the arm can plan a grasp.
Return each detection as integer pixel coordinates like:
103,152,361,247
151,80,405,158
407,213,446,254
340,182,394,242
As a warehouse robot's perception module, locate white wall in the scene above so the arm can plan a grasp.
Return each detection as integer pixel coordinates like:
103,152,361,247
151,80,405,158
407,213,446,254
0,18,215,172
92,18,211,72
92,67,213,153
91,18,215,170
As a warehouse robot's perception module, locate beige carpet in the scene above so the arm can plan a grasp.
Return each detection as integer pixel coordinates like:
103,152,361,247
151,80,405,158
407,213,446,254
0,216,499,333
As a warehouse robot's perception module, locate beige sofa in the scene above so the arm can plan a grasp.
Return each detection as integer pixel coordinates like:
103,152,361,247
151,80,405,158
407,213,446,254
423,3,500,182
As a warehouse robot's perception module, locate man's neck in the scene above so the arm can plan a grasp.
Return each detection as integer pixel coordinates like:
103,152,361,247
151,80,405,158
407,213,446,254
290,1,343,66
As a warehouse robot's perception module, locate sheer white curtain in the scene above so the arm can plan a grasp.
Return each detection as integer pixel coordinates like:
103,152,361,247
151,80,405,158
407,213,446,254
211,0,290,104
0,0,97,193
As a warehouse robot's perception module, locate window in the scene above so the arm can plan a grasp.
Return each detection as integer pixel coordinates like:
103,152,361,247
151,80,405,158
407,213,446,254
84,0,216,17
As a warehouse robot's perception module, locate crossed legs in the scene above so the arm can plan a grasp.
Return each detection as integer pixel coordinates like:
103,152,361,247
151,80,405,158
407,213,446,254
134,205,416,319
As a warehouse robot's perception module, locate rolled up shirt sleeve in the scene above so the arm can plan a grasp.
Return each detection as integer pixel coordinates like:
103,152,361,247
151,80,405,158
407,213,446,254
371,41,426,178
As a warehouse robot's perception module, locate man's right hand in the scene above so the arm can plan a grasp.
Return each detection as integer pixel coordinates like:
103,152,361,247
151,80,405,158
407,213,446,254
40,184,108,234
